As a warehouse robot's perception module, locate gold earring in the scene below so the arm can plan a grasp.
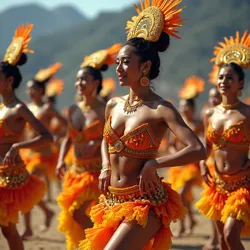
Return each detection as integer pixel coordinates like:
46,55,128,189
140,71,149,87
237,90,242,97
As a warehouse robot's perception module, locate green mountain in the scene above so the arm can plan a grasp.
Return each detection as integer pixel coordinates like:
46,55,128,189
3,0,250,108
0,4,87,53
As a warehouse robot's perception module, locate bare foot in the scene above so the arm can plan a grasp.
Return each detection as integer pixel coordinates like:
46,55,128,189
202,244,219,250
20,229,33,240
185,220,197,235
39,210,55,232
173,228,185,238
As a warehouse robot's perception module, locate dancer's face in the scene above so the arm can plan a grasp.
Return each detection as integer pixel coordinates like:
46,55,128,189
75,68,99,97
26,80,44,101
116,45,150,87
208,88,221,106
217,66,244,97
179,99,194,117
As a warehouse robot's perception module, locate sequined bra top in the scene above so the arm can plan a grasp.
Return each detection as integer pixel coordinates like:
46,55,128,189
103,116,160,159
206,121,250,151
0,119,21,144
68,119,103,143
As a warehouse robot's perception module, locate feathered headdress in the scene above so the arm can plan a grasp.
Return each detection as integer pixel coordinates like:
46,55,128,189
34,63,63,83
211,30,250,69
81,44,122,69
99,78,116,98
179,76,205,99
46,79,64,97
3,24,34,65
126,0,185,42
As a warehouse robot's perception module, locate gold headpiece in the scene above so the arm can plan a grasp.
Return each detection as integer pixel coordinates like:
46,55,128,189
126,0,185,42
34,62,63,83
211,30,250,69
80,43,122,69
208,64,220,85
99,78,116,98
46,79,64,97
179,76,205,99
3,24,34,65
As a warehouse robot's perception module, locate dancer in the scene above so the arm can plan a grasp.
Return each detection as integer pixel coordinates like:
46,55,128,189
168,76,204,237
21,63,66,238
56,44,121,250
79,1,206,249
0,24,52,250
196,30,250,250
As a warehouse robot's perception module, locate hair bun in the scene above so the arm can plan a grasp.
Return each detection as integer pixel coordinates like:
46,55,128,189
16,53,28,66
154,33,170,52
100,64,109,72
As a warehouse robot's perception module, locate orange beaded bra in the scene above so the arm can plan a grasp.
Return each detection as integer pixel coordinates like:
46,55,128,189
207,121,250,151
0,118,21,144
68,119,104,143
103,116,160,159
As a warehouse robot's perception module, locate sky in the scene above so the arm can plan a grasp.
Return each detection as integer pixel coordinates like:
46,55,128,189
0,0,137,18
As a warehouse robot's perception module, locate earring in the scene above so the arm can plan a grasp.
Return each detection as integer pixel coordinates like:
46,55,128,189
140,71,149,87
237,90,242,97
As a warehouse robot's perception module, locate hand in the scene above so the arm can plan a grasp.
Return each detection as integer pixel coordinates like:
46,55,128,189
241,159,250,170
200,160,212,186
3,144,19,167
56,160,66,180
98,169,111,193
138,160,161,197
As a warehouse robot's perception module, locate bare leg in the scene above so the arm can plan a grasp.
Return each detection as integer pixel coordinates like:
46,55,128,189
72,200,94,231
38,200,55,232
224,217,244,250
45,176,53,203
215,221,228,250
104,209,162,250
1,224,24,250
202,221,219,250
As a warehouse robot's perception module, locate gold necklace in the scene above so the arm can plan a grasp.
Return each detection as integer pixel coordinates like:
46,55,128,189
123,94,143,114
0,95,16,109
221,101,240,110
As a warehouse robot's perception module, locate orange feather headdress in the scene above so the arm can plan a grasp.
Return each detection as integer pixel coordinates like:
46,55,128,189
46,79,64,97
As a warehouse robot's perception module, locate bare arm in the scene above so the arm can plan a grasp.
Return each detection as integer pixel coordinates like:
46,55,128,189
47,105,67,128
153,103,206,169
58,134,72,163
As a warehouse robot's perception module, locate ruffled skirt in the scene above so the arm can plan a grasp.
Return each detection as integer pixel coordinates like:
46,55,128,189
196,168,250,237
79,180,185,250
0,162,46,226
57,157,101,250
168,163,202,202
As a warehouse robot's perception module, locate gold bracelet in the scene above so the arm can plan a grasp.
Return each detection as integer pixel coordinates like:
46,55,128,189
101,166,111,174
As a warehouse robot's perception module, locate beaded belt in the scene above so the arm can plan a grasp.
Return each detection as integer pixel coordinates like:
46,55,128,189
214,169,250,193
70,157,102,174
104,183,168,207
0,162,29,188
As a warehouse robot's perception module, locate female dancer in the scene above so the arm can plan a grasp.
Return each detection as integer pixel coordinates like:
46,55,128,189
168,76,204,237
79,1,206,249
56,44,121,250
0,24,52,250
196,30,250,250
21,63,66,238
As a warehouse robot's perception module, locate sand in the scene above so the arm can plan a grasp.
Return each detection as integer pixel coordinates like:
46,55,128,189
1,185,250,250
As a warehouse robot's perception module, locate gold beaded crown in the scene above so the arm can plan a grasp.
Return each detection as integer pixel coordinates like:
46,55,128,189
46,79,64,97
99,78,116,98
34,62,63,83
80,43,122,69
126,0,185,42
3,24,34,65
179,76,205,100
211,30,250,69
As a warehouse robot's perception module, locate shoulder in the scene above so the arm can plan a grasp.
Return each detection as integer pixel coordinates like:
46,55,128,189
205,107,215,118
106,96,125,110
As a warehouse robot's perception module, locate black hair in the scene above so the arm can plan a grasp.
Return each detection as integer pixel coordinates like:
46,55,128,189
47,95,56,104
0,53,27,89
83,66,105,94
30,78,50,95
221,62,245,89
183,98,195,109
126,32,170,80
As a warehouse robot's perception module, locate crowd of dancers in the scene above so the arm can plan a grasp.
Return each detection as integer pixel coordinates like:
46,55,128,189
0,0,250,250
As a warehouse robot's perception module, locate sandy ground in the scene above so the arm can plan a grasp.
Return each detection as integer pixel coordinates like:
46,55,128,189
1,184,250,250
